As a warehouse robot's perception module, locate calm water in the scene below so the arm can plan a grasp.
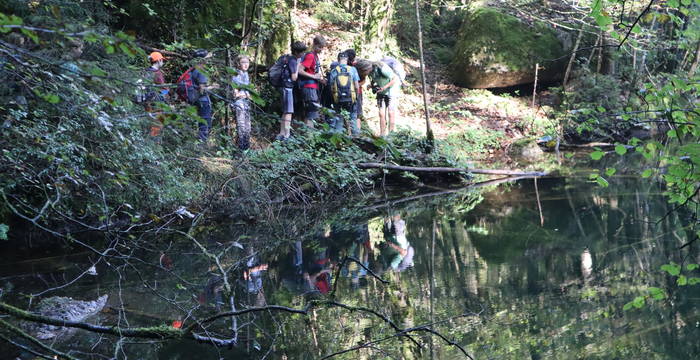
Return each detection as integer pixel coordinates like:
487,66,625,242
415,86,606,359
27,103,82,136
2,155,699,359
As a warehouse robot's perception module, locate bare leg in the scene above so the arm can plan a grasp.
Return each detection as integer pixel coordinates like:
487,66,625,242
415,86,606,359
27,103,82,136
388,108,396,133
279,113,292,138
379,104,387,137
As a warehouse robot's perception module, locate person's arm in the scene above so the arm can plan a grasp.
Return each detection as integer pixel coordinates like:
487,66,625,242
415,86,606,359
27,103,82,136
379,74,397,93
298,54,322,81
388,242,408,257
298,67,321,80
290,58,299,82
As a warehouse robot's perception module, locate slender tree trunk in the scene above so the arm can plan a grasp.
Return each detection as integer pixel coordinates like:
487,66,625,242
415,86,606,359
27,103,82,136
415,0,434,151
563,27,583,90
586,34,600,68
225,48,232,139
241,0,247,48
532,63,539,108
596,31,604,73
689,40,700,76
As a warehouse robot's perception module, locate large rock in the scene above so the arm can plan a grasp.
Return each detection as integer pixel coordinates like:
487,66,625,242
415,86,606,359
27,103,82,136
25,295,108,340
450,8,567,88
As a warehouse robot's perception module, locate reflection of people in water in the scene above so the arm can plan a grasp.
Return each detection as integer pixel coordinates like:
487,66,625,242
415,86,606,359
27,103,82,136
305,225,334,294
384,214,415,272
198,272,225,311
241,249,269,306
342,223,372,289
282,226,335,295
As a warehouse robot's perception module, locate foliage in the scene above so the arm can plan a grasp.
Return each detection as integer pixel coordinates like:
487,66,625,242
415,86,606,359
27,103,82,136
312,2,353,27
242,129,374,203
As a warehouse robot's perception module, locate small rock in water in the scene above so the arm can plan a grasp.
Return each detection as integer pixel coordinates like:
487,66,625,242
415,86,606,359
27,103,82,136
87,265,98,276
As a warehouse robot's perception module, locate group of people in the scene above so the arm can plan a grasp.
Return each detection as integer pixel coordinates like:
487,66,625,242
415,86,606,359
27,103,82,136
273,34,403,141
140,34,404,150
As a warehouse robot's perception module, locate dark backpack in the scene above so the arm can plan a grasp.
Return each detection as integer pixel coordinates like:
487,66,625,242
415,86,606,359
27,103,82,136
329,65,355,104
268,54,293,88
176,68,199,104
133,68,160,104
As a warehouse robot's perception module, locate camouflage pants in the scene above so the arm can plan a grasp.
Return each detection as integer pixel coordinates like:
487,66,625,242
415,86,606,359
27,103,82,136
235,99,251,150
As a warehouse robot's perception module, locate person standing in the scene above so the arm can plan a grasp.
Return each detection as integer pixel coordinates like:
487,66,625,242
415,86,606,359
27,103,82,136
356,60,400,136
276,41,307,141
189,50,214,143
146,51,168,141
297,35,327,128
231,55,252,150
328,52,360,135
344,49,364,133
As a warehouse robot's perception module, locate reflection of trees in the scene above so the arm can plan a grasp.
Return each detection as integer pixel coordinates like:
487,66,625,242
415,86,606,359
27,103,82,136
2,174,698,358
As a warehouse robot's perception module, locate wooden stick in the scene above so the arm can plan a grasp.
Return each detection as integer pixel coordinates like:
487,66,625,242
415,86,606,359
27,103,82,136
357,162,547,176
532,63,539,108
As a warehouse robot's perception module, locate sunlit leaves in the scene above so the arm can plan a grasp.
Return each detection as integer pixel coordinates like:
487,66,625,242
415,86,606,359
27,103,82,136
623,296,645,311
648,287,666,300
0,13,23,33
590,150,605,160
661,262,682,276
614,144,627,156
589,173,609,187
641,169,653,178
33,89,60,104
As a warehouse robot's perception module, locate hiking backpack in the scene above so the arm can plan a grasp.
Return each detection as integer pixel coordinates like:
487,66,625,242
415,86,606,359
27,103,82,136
133,68,160,104
329,65,356,104
268,54,293,88
176,68,199,104
381,57,407,86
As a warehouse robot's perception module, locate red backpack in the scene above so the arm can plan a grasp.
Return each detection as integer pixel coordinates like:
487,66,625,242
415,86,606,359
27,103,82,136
176,68,198,103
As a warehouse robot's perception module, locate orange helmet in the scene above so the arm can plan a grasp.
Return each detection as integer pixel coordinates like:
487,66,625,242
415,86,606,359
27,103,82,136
148,52,165,62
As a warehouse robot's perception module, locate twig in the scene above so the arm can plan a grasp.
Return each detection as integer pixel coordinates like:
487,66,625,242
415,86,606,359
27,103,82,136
617,0,655,49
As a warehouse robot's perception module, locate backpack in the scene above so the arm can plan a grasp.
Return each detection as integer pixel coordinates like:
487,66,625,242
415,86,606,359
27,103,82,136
329,65,355,104
176,68,199,104
381,57,406,86
268,54,293,88
133,68,160,104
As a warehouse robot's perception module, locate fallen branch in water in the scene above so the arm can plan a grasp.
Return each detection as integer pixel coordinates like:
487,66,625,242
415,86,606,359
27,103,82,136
357,162,547,177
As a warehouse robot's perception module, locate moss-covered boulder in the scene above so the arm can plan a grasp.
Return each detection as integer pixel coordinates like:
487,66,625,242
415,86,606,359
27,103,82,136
450,8,567,88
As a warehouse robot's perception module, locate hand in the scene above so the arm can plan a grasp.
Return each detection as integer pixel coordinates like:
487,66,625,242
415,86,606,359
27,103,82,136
319,77,327,85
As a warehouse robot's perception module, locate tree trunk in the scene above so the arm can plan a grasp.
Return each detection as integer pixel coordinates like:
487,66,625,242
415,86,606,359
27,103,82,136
689,40,700,76
415,0,434,151
563,27,583,89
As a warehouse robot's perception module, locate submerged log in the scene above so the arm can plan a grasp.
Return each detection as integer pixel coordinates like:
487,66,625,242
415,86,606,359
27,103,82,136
357,162,547,177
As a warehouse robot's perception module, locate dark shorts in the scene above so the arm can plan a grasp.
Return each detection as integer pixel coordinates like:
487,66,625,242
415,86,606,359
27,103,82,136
376,94,397,111
281,87,294,114
303,87,320,120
